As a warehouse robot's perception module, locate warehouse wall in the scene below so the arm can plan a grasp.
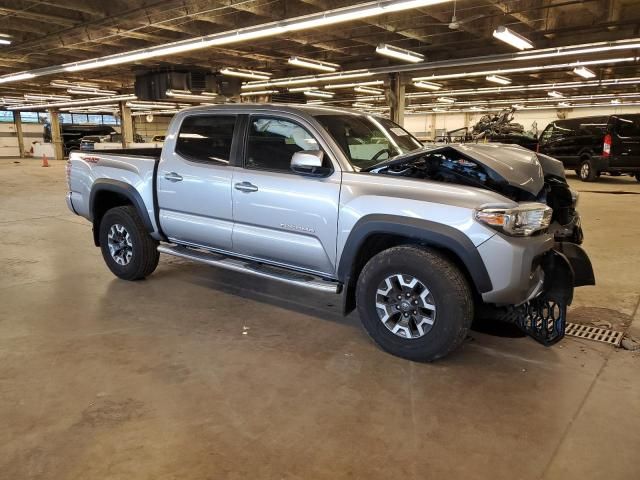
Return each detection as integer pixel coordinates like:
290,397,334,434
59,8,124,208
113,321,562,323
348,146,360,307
133,116,172,141
0,123,44,157
404,105,640,139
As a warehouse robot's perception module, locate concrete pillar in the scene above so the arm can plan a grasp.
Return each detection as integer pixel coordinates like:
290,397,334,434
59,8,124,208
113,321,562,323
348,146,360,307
119,102,134,148
13,112,25,158
48,109,64,160
388,73,405,126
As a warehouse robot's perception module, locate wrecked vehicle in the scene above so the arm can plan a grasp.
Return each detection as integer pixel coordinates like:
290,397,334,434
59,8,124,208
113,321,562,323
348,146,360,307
65,105,594,361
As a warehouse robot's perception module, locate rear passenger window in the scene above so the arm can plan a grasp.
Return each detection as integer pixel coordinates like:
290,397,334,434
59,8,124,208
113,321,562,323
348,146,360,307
246,116,328,172
617,117,640,137
176,115,236,164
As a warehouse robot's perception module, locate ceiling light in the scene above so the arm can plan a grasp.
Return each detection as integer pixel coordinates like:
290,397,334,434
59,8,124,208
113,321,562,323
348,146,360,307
24,94,72,102
242,70,372,89
492,26,534,50
324,80,384,89
288,56,339,72
67,87,117,96
433,107,448,112
165,89,217,101
437,97,455,103
304,90,335,98
558,102,571,107
7,94,137,110
306,100,326,105
573,66,596,79
548,90,564,98
414,81,442,90
486,74,511,85
220,67,272,80
240,90,279,96
288,86,315,92
611,99,621,104
376,43,424,63
0,36,11,45
0,73,35,84
354,86,384,94
512,104,524,109
130,110,180,116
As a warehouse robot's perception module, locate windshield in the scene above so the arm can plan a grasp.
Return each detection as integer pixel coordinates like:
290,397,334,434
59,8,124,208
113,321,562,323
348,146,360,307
315,114,423,169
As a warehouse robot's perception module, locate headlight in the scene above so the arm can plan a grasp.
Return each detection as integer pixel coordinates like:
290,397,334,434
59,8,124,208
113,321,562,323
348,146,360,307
475,203,553,236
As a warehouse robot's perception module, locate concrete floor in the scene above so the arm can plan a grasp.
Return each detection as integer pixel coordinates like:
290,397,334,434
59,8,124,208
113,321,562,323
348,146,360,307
1,157,639,480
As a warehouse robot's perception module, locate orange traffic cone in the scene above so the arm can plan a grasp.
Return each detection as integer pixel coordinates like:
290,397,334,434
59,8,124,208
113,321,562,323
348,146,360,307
42,154,49,167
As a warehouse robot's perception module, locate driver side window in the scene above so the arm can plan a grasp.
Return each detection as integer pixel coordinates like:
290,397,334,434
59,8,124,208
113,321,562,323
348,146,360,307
245,116,328,172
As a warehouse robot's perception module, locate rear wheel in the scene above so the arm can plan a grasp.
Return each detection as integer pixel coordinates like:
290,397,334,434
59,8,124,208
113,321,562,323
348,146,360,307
356,245,473,362
99,205,159,280
579,159,598,182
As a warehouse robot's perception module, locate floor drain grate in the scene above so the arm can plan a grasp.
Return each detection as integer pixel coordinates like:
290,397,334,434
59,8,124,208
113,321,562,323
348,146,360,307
565,323,623,346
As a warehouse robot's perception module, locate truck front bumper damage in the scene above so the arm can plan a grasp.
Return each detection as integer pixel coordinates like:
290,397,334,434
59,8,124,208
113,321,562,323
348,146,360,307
504,243,594,345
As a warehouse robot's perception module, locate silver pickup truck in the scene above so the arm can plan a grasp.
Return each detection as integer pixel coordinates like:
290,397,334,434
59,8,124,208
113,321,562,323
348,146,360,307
66,104,594,361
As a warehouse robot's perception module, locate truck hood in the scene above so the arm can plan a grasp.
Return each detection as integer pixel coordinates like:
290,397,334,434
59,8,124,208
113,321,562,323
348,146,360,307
365,143,549,196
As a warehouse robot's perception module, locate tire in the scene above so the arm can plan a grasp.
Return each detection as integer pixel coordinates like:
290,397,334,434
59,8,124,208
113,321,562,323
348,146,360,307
635,173,640,182
356,245,474,362
578,159,598,182
99,205,159,280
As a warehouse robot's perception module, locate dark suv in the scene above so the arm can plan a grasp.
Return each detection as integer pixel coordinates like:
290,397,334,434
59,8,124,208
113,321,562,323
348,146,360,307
538,114,640,182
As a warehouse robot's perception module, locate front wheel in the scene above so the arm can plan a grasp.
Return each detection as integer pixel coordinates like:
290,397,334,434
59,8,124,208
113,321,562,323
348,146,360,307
99,205,159,280
356,245,473,362
578,159,598,182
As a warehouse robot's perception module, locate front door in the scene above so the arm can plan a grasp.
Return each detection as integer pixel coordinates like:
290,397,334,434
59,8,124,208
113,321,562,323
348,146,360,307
157,114,238,250
231,115,341,276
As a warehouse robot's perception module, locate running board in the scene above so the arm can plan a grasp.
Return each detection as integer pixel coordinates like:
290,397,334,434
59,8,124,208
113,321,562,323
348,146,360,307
157,245,341,293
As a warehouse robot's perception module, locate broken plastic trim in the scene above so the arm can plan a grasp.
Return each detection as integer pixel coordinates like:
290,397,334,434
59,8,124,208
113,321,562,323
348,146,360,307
503,249,575,346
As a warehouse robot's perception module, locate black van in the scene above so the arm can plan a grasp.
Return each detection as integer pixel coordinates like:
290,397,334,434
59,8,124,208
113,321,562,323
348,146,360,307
538,114,640,182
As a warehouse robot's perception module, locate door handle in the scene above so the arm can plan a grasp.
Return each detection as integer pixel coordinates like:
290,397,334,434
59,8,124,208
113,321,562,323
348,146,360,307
234,181,258,193
164,172,183,182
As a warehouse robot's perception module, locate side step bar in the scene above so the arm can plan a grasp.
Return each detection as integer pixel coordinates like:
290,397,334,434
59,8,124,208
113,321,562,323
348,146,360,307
157,244,341,293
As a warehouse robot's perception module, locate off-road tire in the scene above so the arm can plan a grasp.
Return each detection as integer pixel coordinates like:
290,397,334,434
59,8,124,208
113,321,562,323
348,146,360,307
356,245,474,362
99,206,159,280
578,159,598,182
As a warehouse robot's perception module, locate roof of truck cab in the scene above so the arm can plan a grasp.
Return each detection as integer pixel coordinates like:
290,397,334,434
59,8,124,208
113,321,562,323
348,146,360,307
178,103,376,118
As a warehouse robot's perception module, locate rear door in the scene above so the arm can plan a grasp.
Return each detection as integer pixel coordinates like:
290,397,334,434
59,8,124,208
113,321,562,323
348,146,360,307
157,113,239,250
231,114,341,276
611,115,640,168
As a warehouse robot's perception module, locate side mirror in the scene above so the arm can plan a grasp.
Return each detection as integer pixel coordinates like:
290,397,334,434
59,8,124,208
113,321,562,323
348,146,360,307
290,150,331,176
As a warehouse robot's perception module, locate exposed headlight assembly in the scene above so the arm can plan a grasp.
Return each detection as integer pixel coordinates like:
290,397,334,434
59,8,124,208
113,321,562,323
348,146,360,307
475,203,553,236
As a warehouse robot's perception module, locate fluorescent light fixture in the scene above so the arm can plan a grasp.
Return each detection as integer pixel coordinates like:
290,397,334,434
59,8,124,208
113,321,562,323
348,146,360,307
242,70,372,89
304,90,335,98
558,102,571,107
548,90,564,98
165,89,217,101
220,67,272,80
1,97,27,104
611,99,621,104
414,81,442,90
486,74,511,85
288,86,315,92
0,73,35,84
436,97,456,104
433,107,448,112
324,80,384,89
239,90,279,96
288,56,339,72
376,43,424,63
573,66,596,79
492,26,534,50
131,110,180,116
306,100,326,104
24,94,72,102
352,102,374,108
354,86,384,94
67,87,117,96
7,94,137,110
0,39,11,45
512,104,524,109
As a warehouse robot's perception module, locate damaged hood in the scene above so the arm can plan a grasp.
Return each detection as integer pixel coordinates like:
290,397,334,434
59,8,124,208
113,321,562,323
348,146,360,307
366,143,547,196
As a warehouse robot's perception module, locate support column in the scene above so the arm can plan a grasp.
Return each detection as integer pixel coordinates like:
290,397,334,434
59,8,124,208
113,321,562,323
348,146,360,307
48,109,64,160
13,111,25,158
119,102,134,148
388,72,405,126
430,113,437,141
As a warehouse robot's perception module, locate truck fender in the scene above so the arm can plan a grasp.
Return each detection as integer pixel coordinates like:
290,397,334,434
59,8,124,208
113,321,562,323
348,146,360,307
89,179,154,244
337,215,494,313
